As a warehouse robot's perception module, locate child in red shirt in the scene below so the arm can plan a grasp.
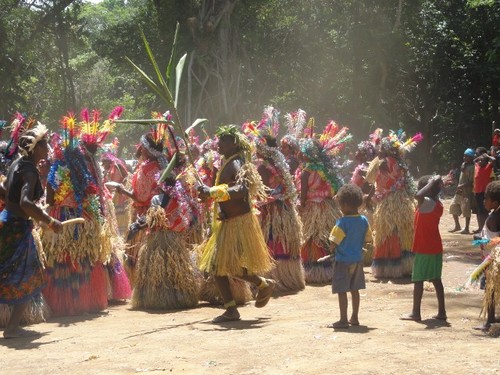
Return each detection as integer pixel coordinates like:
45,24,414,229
473,151,496,233
401,175,447,322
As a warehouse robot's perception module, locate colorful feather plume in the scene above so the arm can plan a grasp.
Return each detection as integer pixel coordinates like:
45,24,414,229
258,105,280,138
400,132,424,153
5,112,35,157
60,112,79,149
284,109,307,138
79,106,124,147
319,120,353,156
369,128,383,145
381,129,423,156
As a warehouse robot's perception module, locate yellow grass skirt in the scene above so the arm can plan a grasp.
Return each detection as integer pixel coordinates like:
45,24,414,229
199,212,274,277
484,246,500,315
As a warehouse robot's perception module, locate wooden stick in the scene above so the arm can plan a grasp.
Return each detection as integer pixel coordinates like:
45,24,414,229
61,218,85,226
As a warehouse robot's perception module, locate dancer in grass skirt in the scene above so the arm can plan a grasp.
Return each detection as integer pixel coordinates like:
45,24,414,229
132,178,199,310
115,132,164,286
296,120,351,284
197,125,275,323
0,120,62,337
366,130,422,278
42,109,123,315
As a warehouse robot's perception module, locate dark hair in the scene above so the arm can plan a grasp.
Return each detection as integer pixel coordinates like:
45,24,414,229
485,181,500,203
476,146,488,155
336,183,363,208
144,133,164,153
417,175,433,190
262,134,278,148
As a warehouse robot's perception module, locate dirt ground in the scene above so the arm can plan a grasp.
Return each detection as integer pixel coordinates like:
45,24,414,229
1,199,499,375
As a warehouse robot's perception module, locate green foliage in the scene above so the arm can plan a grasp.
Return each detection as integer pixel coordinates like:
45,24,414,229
1,0,499,173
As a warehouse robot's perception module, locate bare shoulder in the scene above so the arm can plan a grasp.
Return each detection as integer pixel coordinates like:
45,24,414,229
219,156,243,184
419,197,436,213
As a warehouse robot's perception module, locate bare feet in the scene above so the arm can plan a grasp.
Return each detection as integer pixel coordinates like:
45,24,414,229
400,313,421,322
255,279,276,308
473,324,490,331
448,227,461,233
432,314,447,321
349,319,360,326
327,320,349,329
459,229,471,235
212,308,241,323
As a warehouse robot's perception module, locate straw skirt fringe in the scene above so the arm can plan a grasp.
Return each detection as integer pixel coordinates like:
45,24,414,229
299,199,341,284
371,190,415,278
260,201,305,291
132,230,199,310
484,247,500,315
199,212,274,277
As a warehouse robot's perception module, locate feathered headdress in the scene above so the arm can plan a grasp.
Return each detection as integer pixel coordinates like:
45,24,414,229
258,105,280,138
318,120,353,156
60,112,79,149
18,122,49,157
6,113,33,157
380,129,423,157
356,128,382,161
79,106,124,148
284,109,307,138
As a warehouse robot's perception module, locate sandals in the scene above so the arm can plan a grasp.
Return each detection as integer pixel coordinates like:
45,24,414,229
255,279,276,308
212,312,241,324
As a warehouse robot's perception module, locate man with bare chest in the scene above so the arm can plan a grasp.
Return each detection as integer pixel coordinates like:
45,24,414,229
198,125,275,323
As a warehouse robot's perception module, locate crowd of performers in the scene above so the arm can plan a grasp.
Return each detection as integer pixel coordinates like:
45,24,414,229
0,106,498,337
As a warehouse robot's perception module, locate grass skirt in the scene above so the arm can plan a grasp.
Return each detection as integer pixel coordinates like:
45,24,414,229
299,199,341,284
260,201,305,292
184,217,206,247
124,229,146,288
106,252,132,301
0,294,51,328
371,190,415,278
41,207,108,265
102,198,131,301
113,194,130,235
198,276,253,306
42,257,108,316
132,229,199,310
484,246,500,316
199,212,274,277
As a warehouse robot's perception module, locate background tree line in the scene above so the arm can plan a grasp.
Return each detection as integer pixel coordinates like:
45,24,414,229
0,0,499,172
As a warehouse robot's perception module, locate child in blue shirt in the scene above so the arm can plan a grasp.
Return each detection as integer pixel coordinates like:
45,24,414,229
320,183,372,329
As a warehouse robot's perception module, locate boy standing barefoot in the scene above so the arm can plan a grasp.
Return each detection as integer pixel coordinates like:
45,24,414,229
401,175,447,322
322,184,372,329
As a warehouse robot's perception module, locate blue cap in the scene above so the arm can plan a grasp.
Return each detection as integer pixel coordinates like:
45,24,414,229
464,148,475,157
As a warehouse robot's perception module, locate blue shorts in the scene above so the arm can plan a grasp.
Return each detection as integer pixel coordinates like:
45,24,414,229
332,261,366,294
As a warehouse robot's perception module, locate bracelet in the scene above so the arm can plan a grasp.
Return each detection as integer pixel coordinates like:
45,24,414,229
209,184,231,202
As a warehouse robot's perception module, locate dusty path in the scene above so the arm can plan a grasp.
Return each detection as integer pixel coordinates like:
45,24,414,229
1,200,498,374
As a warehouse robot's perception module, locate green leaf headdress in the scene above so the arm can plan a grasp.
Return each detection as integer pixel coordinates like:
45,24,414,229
215,124,253,160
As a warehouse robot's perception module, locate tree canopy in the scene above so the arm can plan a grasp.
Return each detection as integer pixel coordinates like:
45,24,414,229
0,0,499,169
